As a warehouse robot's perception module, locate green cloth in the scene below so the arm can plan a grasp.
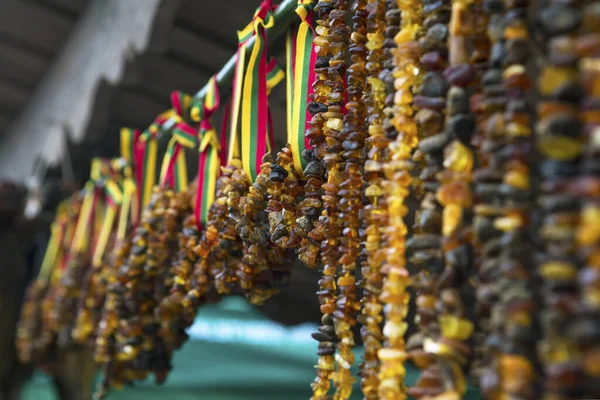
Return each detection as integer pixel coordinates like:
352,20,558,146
24,297,480,399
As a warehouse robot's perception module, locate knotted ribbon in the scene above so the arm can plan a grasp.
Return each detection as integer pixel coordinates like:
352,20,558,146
191,76,222,230
158,92,196,192
92,163,123,266
287,0,317,176
117,128,142,239
71,158,104,254
240,0,277,182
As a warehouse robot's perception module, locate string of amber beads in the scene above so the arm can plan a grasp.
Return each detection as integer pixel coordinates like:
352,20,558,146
310,2,340,398
72,232,118,346
154,187,197,352
376,0,421,398
51,251,92,348
322,0,363,398
535,1,587,398
94,235,133,398
187,161,240,304
16,280,47,364
573,5,600,397
235,155,284,305
415,0,478,397
473,0,538,397
404,0,453,397
298,0,332,269
267,145,304,250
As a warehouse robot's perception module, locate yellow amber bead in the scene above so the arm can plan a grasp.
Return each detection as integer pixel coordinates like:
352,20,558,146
315,25,329,37
504,168,530,190
326,118,344,132
493,214,524,232
577,205,600,246
537,135,583,161
383,321,408,339
443,141,473,173
439,314,474,340
394,24,419,43
394,89,413,105
430,392,461,400
366,32,385,50
378,348,407,362
506,121,532,137
365,184,384,197
368,77,386,93
583,349,600,376
538,261,577,280
423,338,454,357
443,204,463,237
539,66,579,95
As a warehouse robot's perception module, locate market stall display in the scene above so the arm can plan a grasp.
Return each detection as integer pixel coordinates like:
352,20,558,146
16,0,600,399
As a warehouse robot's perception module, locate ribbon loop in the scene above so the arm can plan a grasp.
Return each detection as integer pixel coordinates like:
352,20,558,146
287,0,317,176
240,0,282,182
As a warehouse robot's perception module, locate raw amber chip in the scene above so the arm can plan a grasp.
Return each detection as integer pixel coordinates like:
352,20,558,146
506,121,532,137
383,321,408,339
326,118,343,132
577,205,600,246
442,204,463,237
443,141,473,173
436,181,472,207
365,184,384,197
439,314,474,341
536,135,583,161
395,24,419,44
539,261,577,280
504,168,530,190
583,348,600,376
366,32,384,50
423,338,454,358
504,22,528,40
538,67,579,96
430,392,461,400
498,354,534,380
494,213,524,232
378,348,407,362
394,89,413,105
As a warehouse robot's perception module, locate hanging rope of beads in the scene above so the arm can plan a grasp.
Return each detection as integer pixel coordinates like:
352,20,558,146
16,0,600,399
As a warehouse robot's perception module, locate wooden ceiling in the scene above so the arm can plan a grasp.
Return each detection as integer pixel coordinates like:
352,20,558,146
1,0,289,182
0,0,88,133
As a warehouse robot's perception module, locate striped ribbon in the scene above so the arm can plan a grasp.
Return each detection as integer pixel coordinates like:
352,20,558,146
119,128,141,230
219,100,231,167
195,76,222,230
71,158,103,253
287,0,317,176
140,110,170,208
240,0,276,182
92,176,123,266
159,91,196,192
37,201,69,282
227,36,249,164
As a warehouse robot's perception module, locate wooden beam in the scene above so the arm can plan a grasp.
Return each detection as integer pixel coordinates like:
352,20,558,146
126,56,210,98
34,0,89,17
0,0,72,54
111,87,170,128
176,0,255,48
0,0,178,180
0,79,30,110
0,114,12,132
0,39,50,84
167,27,232,73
